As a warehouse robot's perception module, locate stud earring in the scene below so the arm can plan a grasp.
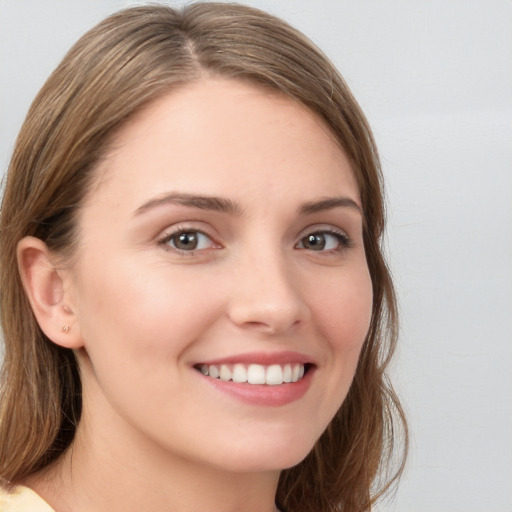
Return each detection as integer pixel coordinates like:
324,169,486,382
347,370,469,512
62,325,70,333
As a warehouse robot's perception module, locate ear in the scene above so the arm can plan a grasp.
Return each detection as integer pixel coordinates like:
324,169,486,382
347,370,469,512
17,236,83,349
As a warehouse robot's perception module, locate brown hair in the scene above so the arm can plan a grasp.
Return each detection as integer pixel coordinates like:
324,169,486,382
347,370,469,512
0,3,407,511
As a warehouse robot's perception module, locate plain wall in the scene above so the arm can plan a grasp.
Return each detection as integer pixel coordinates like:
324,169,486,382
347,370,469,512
1,1,511,510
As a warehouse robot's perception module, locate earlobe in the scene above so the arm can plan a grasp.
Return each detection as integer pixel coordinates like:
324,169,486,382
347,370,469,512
17,236,83,349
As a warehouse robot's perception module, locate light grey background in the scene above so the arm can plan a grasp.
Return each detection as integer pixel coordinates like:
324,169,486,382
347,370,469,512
1,1,511,510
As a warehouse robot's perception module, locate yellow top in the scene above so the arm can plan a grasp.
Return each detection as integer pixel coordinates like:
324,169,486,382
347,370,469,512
0,486,54,512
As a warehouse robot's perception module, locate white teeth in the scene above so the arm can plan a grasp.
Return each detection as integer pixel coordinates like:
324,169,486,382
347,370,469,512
283,364,292,383
199,363,306,385
265,364,283,385
232,364,248,383
247,364,266,384
208,365,220,379
219,365,232,381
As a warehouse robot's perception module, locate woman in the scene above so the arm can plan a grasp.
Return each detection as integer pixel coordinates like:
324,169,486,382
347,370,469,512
0,3,406,511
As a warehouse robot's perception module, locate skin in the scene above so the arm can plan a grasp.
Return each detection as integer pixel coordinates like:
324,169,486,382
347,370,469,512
22,78,373,512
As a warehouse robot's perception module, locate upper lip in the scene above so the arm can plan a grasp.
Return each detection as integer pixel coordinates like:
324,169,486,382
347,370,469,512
194,351,316,366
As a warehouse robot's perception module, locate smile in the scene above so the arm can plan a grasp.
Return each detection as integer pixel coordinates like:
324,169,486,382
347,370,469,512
196,363,307,385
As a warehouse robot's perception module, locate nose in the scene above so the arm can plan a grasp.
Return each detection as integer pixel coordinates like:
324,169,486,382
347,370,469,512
227,250,309,335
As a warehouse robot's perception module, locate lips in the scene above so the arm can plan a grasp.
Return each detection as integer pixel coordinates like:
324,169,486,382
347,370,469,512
193,352,315,406
196,362,306,385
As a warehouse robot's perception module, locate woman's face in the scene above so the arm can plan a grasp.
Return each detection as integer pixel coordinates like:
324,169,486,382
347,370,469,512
67,78,373,472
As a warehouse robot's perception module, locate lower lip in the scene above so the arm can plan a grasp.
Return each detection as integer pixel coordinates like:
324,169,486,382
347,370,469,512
197,367,314,407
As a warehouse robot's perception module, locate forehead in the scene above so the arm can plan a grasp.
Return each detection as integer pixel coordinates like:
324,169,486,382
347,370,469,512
87,78,359,212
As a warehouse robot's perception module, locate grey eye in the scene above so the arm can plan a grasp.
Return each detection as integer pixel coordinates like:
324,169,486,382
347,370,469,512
297,231,348,251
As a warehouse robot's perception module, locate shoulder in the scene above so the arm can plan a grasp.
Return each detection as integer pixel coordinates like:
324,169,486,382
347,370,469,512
0,486,55,512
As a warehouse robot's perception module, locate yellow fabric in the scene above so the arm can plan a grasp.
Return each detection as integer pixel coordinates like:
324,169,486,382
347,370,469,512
0,486,55,512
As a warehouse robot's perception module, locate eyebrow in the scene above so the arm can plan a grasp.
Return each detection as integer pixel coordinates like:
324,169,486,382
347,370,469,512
134,192,243,216
298,197,362,215
134,192,362,217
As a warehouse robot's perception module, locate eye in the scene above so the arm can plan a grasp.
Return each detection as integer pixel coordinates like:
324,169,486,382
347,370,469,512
161,230,216,252
296,230,351,251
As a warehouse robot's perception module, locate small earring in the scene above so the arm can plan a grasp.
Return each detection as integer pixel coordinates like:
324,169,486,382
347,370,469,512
62,325,70,333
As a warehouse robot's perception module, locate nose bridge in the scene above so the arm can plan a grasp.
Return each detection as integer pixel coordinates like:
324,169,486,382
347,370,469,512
227,239,308,333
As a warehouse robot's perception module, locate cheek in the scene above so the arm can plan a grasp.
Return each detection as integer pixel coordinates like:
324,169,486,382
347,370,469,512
74,259,224,369
311,267,373,355
293,264,372,441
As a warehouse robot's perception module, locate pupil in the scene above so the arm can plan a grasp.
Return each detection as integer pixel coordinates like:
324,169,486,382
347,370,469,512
175,232,197,250
306,233,325,250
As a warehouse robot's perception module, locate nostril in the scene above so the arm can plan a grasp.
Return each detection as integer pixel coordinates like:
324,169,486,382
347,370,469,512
233,318,303,336
226,276,309,334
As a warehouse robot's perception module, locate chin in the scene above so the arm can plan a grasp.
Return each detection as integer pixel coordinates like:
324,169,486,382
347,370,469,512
205,430,319,473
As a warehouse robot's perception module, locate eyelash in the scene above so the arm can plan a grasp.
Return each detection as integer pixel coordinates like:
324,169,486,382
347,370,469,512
158,226,218,255
157,226,353,255
295,229,353,253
